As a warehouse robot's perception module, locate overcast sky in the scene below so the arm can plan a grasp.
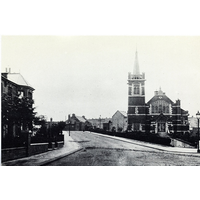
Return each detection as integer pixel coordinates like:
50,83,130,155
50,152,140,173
1,36,200,121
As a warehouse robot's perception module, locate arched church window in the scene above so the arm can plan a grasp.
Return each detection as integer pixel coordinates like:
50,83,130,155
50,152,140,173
159,105,162,113
142,87,144,95
163,106,166,113
152,105,154,113
155,106,158,113
166,106,169,113
134,85,140,95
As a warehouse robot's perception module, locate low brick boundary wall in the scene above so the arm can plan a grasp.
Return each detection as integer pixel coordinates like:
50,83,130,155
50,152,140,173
2,141,64,162
170,138,195,148
29,143,49,156
57,141,64,148
1,147,26,162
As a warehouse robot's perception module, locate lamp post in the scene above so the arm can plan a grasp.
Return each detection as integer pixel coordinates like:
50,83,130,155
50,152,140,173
68,120,71,136
196,111,200,153
99,115,101,129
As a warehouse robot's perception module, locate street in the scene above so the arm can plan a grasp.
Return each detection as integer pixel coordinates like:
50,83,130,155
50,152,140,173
46,131,200,166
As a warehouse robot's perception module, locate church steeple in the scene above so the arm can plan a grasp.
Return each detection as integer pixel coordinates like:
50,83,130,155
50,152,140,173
133,50,140,75
127,50,146,132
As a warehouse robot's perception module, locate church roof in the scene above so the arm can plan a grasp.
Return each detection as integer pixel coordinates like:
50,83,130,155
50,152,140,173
147,88,174,105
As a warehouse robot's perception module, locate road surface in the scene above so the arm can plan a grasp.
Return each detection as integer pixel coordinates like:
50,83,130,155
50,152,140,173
46,131,200,166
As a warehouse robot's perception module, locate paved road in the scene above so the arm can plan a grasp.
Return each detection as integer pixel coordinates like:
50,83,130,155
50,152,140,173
46,131,200,166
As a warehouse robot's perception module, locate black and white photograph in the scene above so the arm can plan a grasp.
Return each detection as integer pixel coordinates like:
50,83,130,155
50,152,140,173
1,1,200,199
2,35,200,166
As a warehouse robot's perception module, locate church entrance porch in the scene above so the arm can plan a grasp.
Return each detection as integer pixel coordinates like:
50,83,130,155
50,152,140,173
150,113,172,138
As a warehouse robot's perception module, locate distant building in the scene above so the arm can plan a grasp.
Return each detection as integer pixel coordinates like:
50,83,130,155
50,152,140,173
188,116,198,136
1,69,35,147
66,114,92,131
112,111,127,132
128,51,189,136
88,117,112,131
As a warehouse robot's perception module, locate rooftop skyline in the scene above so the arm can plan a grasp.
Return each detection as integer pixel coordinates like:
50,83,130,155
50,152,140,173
2,36,200,121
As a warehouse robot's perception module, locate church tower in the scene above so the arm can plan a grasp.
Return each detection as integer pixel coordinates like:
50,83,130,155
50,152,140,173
127,51,146,131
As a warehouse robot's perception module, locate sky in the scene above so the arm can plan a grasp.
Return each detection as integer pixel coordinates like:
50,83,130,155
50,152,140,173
1,36,200,121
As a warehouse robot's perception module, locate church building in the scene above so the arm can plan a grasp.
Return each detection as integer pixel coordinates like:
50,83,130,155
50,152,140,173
127,51,189,136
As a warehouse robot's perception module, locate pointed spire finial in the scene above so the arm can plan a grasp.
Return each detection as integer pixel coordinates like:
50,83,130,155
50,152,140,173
133,50,140,75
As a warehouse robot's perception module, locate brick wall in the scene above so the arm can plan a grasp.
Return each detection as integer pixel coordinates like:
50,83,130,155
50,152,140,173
1,147,26,162
170,138,195,148
57,141,64,148
29,143,48,156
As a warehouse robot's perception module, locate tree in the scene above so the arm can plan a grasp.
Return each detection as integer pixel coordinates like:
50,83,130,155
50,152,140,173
2,92,36,147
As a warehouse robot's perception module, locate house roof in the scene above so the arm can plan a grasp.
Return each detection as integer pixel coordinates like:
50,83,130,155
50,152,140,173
7,73,34,89
76,116,87,123
88,118,112,124
119,111,127,117
112,110,127,118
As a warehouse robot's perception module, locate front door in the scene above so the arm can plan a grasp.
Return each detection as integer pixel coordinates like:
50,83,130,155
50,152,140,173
158,122,165,132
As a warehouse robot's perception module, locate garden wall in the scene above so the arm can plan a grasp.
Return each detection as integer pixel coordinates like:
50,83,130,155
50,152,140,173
1,147,26,162
29,143,49,156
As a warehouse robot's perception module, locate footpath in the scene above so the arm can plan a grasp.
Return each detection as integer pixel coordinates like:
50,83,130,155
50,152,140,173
1,131,83,166
2,131,200,166
89,131,200,156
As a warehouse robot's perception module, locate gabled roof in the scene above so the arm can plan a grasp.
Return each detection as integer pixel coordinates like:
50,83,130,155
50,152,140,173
119,111,127,117
113,110,127,118
76,116,87,123
7,73,34,89
154,113,172,122
88,118,112,125
147,89,174,105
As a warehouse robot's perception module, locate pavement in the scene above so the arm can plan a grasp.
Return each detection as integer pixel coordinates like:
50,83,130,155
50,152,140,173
1,131,83,166
2,131,200,166
89,132,200,155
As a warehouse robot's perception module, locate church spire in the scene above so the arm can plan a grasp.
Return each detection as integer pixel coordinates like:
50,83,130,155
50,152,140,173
133,50,140,75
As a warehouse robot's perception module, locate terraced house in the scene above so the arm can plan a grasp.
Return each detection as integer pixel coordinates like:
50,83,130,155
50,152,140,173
127,51,189,136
